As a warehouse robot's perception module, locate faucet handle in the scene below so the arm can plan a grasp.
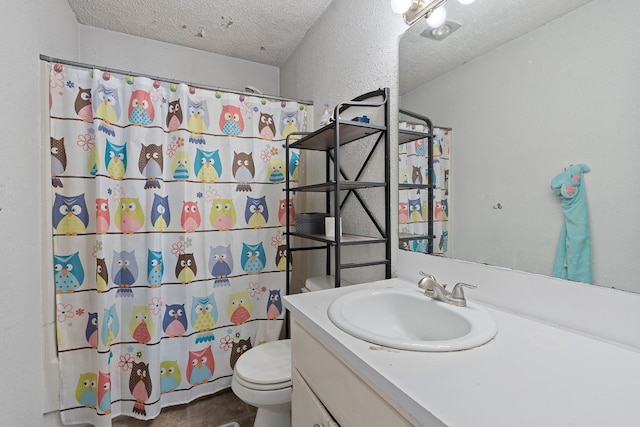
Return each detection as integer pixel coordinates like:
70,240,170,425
418,272,438,290
450,282,477,302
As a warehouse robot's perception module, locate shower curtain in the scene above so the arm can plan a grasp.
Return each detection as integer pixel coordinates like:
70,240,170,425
48,62,305,425
398,126,450,254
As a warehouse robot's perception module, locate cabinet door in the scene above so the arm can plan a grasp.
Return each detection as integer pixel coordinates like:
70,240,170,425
292,368,340,427
292,320,414,426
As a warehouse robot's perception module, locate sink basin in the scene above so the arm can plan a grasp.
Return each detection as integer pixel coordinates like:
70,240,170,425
327,287,497,352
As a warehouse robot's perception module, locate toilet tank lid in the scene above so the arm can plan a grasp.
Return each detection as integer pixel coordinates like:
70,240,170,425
305,275,351,291
235,339,292,385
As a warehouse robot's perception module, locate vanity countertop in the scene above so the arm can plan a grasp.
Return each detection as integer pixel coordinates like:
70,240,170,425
284,278,640,427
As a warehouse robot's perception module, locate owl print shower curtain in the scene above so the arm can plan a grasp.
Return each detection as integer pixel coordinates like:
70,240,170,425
48,63,305,425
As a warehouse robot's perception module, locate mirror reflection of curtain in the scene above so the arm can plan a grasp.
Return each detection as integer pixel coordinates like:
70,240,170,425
399,126,450,254
48,62,305,425
432,127,451,255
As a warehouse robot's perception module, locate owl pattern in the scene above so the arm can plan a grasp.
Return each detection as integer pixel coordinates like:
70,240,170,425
75,372,97,408
232,151,254,192
129,305,154,344
227,291,252,325
194,148,221,183
97,371,111,414
241,242,266,274
128,89,155,126
115,197,144,233
209,245,233,286
219,105,244,136
278,198,295,227
166,99,183,132
162,304,187,337
53,193,89,235
150,193,170,232
187,98,209,144
160,360,181,393
129,361,152,416
94,84,121,136
54,251,84,293
280,110,299,140
50,137,66,188
138,143,163,189
175,253,197,284
186,347,215,385
210,198,236,230
147,249,164,288
408,197,422,223
258,112,275,140
191,293,217,332
266,289,283,320
230,338,252,370
105,140,127,180
112,249,138,296
244,195,268,228
74,87,93,123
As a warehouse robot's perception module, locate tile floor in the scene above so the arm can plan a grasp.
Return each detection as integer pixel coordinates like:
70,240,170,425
113,388,256,427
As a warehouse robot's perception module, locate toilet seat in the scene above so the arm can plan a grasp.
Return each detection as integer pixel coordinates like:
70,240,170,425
234,339,292,391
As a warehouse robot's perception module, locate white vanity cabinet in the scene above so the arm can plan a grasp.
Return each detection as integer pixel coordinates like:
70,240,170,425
291,319,417,426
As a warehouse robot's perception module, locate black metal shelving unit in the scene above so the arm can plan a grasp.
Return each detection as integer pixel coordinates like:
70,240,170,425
285,88,391,291
398,108,434,253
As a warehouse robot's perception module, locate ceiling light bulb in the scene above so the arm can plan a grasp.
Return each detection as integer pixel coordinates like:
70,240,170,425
390,0,413,14
426,6,447,28
458,0,476,4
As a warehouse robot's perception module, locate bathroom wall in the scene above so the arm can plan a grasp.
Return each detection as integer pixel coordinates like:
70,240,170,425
280,0,406,290
400,0,640,293
77,25,281,95
0,1,78,425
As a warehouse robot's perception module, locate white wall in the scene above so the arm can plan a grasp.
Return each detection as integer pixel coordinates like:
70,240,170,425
78,25,280,95
0,1,78,425
280,0,407,290
401,0,640,293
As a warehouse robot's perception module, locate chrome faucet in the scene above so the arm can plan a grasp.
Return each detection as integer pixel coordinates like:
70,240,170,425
418,272,477,307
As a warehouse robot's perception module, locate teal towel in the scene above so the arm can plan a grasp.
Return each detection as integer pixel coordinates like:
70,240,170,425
550,164,592,284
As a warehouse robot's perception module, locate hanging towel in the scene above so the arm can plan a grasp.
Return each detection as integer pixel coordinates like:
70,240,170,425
550,163,592,284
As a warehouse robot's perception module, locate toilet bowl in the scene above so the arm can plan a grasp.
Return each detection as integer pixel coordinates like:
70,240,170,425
231,339,292,427
232,276,341,427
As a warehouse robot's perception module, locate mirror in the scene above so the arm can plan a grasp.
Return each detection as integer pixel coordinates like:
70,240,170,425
399,0,640,293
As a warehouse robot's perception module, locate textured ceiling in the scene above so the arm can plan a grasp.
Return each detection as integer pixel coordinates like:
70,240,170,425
67,0,334,67
400,0,595,94
67,0,594,93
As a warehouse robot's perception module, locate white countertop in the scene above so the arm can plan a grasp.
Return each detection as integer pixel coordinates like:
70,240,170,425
284,278,640,427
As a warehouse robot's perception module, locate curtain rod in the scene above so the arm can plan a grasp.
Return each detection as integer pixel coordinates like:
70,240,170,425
40,54,314,106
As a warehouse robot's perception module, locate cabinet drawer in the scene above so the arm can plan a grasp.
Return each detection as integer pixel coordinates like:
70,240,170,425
292,368,340,427
292,320,413,426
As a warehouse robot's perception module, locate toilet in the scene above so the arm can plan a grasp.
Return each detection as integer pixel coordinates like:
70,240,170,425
231,339,292,427
231,276,346,427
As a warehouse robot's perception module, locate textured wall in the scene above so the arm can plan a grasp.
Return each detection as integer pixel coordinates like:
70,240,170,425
280,0,407,289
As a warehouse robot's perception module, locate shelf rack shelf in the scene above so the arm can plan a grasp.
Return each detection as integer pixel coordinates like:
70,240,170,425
285,88,391,289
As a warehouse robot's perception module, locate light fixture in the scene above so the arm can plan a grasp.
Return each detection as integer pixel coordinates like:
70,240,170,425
391,0,474,27
390,0,413,14
420,21,461,41
426,6,447,28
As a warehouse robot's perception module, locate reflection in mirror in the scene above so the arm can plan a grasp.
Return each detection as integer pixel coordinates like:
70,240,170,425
398,0,640,293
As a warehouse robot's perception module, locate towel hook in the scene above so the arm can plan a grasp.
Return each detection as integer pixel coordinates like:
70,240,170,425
493,203,502,210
